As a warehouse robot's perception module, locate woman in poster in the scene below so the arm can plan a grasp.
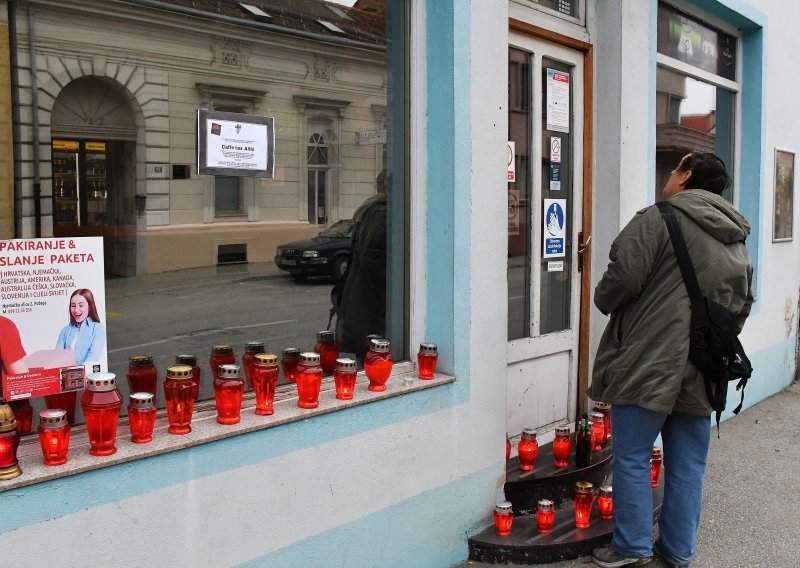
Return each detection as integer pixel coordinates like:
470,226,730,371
55,288,105,366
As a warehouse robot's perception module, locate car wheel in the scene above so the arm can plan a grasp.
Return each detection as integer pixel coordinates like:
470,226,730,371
331,256,349,281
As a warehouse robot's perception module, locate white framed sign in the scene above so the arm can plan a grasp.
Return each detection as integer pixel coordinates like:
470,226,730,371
197,109,275,177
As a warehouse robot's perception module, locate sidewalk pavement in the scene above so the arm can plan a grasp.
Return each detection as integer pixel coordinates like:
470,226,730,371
461,381,800,568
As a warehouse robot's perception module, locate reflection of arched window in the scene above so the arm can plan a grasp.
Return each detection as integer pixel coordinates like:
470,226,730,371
307,132,329,224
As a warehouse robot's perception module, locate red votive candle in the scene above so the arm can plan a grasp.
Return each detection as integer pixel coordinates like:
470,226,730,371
590,411,605,451
37,409,70,466
296,352,323,409
553,425,572,468
651,447,663,488
242,341,266,390
214,364,244,425
518,428,539,471
210,344,236,380
9,399,33,435
164,365,195,434
128,392,156,444
253,354,279,415
594,401,612,441
176,354,201,401
494,501,514,536
0,399,22,480
536,499,556,533
281,347,301,383
334,357,357,400
81,372,123,456
127,355,158,397
44,391,79,425
314,331,339,374
597,485,613,520
574,481,594,528
364,338,393,392
417,342,438,380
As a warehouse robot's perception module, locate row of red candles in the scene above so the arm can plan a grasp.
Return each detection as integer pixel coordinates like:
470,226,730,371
8,334,441,435
493,446,664,536
0,338,439,479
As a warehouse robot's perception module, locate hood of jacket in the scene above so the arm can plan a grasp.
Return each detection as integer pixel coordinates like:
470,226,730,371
668,189,751,244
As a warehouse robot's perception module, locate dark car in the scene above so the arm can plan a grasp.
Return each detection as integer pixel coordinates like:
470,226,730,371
274,220,354,281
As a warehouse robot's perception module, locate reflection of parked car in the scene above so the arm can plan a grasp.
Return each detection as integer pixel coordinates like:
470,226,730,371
275,220,354,281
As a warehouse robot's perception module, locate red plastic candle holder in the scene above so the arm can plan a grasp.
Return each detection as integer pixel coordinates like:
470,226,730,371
517,428,539,471
594,401,612,441
9,399,33,435
494,501,514,536
334,358,357,400
44,391,79,425
553,425,572,468
253,354,279,415
536,499,556,533
81,373,123,456
164,365,196,434
296,352,323,409
574,481,594,528
128,392,156,444
590,411,605,451
651,447,663,488
210,344,236,380
242,341,266,390
597,485,613,520
417,342,438,380
214,364,244,425
281,347,301,383
176,354,201,401
37,409,70,466
127,355,158,397
0,399,22,480
364,339,393,392
314,331,339,374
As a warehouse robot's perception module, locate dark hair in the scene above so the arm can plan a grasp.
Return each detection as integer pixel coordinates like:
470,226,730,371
677,151,732,195
69,288,101,324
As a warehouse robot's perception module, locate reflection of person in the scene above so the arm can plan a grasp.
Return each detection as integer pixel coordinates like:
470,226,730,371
55,288,106,366
1,316,28,377
331,170,387,357
590,152,753,568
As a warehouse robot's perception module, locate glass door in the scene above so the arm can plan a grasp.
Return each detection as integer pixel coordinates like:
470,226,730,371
52,140,80,228
506,34,585,438
84,141,108,226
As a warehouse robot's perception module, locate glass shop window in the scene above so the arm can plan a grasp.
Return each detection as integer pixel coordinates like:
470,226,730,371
656,2,739,202
11,0,409,433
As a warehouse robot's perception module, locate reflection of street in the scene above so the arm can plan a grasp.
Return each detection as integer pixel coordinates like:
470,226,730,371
105,262,333,405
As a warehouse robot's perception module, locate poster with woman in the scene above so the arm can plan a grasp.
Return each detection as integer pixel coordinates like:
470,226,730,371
0,237,107,400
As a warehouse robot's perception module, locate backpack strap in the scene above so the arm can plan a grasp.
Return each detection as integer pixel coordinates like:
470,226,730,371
655,201,703,307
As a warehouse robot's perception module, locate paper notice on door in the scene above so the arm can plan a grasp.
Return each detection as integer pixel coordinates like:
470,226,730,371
546,69,570,133
547,261,564,272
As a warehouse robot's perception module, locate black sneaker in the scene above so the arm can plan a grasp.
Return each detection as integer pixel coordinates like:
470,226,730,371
592,545,654,567
652,543,688,568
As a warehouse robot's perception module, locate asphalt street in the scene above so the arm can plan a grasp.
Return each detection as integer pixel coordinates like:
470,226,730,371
460,381,800,568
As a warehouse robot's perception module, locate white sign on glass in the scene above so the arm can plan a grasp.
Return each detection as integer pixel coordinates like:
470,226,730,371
546,69,570,133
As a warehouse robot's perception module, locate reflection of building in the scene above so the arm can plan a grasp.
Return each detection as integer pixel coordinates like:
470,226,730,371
0,6,13,240
13,0,388,275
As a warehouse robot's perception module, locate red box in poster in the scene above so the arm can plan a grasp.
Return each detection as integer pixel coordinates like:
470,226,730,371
4,368,66,400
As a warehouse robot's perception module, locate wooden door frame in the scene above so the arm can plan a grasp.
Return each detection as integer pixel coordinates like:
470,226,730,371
509,19,594,420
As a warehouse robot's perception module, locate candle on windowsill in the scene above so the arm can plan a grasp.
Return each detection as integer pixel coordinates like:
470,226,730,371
242,342,266,390
296,352,323,409
417,342,438,380
0,399,22,480
364,339,393,392
128,392,156,444
175,354,201,401
127,355,158,396
37,409,70,466
314,331,339,375
334,358,357,400
281,347,301,383
81,372,123,457
164,365,195,434
214,364,244,425
253,353,279,415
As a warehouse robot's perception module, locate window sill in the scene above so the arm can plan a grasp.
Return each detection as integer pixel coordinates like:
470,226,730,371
0,364,454,492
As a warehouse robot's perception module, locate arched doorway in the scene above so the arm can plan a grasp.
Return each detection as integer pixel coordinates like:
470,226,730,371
50,76,142,277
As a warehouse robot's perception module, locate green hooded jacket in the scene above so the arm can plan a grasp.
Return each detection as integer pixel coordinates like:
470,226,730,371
589,189,754,416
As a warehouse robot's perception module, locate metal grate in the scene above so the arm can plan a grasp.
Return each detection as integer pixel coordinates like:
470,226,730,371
217,244,247,265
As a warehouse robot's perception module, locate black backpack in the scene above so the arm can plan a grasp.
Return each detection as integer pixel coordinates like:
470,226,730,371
657,201,753,431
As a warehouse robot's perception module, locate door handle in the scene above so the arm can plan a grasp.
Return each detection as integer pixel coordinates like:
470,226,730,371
577,233,591,272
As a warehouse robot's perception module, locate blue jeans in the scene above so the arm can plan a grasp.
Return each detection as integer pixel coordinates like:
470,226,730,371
611,405,711,565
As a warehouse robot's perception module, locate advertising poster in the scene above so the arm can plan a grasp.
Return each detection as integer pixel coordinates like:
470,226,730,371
0,237,107,401
543,199,567,259
546,69,570,133
197,109,275,178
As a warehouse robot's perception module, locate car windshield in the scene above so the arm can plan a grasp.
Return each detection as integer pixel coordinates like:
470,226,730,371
318,220,353,238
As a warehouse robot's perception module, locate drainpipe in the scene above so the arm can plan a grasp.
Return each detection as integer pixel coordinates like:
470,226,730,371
27,6,41,237
8,0,22,237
